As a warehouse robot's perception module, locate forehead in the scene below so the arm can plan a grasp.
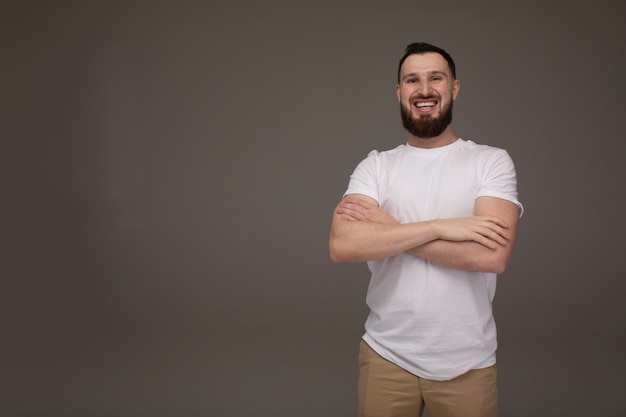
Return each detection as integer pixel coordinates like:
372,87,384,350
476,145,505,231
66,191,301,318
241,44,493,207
400,52,451,77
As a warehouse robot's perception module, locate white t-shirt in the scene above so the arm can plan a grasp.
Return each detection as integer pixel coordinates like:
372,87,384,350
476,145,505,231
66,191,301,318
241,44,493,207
344,138,523,380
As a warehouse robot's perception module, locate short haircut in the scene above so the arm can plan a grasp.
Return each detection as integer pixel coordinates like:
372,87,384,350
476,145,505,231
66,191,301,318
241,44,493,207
397,42,457,82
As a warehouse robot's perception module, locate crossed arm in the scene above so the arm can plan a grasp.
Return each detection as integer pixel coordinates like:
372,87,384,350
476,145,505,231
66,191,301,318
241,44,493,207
328,194,520,273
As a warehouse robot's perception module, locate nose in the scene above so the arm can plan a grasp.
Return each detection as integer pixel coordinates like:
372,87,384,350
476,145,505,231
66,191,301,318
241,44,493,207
417,80,432,96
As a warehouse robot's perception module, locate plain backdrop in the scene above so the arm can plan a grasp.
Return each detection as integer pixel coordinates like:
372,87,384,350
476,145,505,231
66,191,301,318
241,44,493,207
2,1,625,416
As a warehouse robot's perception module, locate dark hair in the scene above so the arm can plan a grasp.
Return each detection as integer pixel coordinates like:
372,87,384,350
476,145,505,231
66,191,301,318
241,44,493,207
397,42,456,82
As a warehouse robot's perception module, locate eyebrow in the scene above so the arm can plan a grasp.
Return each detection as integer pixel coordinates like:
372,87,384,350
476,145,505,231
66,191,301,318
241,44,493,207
401,71,448,81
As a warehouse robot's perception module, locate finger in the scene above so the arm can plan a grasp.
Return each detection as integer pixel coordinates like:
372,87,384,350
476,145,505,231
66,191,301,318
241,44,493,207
476,234,498,250
483,237,498,250
344,197,373,209
482,229,508,246
341,202,364,212
491,225,510,240
337,204,358,216
478,221,510,239
486,216,509,228
340,212,360,221
341,208,364,221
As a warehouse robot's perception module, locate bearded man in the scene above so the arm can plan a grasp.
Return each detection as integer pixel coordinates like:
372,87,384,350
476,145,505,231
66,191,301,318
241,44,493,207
329,42,523,417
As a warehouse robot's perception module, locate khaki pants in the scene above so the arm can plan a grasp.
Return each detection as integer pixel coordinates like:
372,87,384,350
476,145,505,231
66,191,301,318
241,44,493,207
358,340,498,417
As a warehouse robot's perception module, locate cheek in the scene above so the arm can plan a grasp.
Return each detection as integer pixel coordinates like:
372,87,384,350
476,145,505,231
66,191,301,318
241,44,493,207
399,86,413,99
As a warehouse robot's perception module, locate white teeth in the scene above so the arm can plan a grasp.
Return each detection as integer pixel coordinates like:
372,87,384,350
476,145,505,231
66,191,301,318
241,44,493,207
416,102,436,108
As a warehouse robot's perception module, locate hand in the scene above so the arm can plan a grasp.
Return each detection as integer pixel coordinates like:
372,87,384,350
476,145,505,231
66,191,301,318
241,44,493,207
432,216,510,249
336,196,399,225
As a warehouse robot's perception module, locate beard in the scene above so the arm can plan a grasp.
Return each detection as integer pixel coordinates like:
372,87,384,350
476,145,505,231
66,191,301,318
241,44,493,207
400,96,453,138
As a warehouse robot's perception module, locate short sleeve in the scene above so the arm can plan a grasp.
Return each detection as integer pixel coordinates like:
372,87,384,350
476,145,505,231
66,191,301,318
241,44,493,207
478,149,524,217
344,150,380,203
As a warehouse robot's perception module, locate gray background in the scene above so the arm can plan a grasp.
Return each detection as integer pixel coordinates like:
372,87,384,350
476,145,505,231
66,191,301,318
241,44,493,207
2,1,625,416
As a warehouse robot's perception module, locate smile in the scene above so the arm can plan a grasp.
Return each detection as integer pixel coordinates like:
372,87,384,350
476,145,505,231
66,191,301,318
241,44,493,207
412,99,438,114
414,101,436,108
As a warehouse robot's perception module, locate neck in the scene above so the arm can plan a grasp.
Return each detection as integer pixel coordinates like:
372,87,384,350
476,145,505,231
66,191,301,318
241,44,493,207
407,127,458,149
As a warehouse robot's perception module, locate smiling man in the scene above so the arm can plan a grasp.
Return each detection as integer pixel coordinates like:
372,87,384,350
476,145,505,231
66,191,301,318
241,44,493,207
398,52,458,143
329,42,523,417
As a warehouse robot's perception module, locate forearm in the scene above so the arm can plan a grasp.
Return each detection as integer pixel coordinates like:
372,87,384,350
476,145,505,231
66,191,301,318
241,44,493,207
329,194,516,264
329,218,438,263
408,197,520,273
409,239,510,273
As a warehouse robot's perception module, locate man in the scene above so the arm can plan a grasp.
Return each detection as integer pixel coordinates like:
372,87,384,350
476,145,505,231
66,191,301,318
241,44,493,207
329,42,523,417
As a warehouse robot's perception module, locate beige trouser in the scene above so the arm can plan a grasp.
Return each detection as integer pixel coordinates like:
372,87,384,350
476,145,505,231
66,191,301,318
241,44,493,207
358,340,498,417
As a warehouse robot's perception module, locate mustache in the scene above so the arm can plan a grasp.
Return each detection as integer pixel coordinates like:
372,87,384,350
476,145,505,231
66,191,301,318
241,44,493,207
411,93,440,100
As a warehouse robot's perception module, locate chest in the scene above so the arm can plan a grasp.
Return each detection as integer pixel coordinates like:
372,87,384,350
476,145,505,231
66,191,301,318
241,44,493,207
378,154,480,221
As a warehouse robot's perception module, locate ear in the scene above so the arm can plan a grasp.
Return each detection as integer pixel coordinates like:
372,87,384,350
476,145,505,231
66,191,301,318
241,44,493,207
396,84,401,102
452,79,461,100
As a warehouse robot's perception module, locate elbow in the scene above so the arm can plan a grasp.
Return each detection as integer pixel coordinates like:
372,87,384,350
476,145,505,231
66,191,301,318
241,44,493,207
489,261,507,275
329,237,355,263
329,242,346,263
329,251,344,264
479,255,508,275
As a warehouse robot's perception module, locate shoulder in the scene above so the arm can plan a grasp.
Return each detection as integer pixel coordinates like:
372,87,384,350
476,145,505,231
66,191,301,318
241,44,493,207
366,143,405,157
356,144,406,166
459,138,506,153
457,139,513,162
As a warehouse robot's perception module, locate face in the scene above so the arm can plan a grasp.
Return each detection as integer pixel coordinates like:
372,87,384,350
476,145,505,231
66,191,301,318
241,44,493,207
396,52,460,139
